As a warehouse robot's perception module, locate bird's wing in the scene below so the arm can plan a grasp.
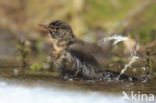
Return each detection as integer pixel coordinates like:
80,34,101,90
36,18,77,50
69,44,139,81
68,48,105,73
69,39,108,64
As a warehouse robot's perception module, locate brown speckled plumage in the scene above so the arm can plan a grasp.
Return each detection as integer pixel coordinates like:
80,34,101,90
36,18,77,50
40,20,139,81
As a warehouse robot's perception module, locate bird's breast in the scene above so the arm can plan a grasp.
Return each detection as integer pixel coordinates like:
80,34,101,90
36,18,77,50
52,48,73,68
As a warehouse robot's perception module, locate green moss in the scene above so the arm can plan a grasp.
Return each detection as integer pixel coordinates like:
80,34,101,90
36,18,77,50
30,63,42,71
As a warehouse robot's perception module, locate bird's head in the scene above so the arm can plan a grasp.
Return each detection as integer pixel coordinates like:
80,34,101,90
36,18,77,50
39,20,75,42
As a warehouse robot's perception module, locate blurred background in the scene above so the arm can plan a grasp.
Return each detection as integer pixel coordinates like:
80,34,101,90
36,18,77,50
0,1,156,101
0,0,156,72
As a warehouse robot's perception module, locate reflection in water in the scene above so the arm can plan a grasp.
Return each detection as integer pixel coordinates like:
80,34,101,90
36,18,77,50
0,81,127,103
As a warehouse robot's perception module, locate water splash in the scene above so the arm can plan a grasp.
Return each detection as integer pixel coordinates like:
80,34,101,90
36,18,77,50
116,56,139,80
103,34,128,45
102,34,140,80
116,41,140,80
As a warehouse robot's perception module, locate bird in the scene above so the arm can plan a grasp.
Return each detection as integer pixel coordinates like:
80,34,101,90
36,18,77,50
39,20,139,81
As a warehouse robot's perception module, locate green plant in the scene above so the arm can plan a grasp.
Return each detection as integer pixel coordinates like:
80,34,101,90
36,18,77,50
17,40,31,68
30,63,42,72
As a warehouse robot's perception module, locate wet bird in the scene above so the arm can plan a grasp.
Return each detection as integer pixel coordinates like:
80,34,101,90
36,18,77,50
39,20,138,81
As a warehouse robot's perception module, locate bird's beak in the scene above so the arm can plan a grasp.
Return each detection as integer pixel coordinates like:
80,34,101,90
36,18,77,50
39,23,54,31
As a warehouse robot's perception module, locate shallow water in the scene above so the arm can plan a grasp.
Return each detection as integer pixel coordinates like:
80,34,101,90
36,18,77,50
0,80,125,103
2,79,155,103
0,66,156,103
0,77,156,103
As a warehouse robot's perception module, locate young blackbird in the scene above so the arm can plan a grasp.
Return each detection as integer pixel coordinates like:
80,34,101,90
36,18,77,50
39,20,139,81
